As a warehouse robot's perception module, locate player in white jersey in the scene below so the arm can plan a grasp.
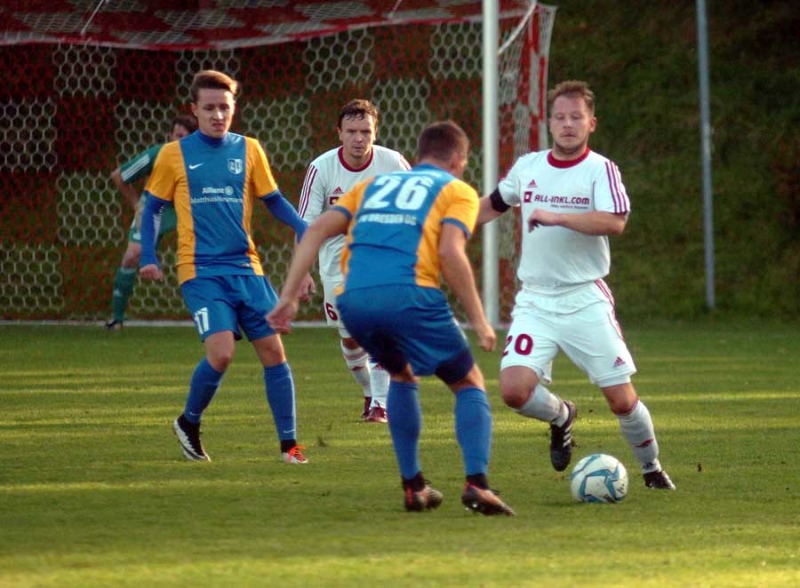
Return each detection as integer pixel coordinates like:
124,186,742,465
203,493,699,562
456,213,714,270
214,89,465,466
299,99,411,423
478,80,675,490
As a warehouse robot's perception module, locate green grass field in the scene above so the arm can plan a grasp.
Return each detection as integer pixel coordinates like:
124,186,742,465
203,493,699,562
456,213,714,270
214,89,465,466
1,321,798,587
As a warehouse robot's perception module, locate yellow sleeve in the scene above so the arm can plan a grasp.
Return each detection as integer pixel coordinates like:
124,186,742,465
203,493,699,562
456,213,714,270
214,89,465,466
247,137,279,197
143,142,182,203
442,179,479,236
335,179,369,218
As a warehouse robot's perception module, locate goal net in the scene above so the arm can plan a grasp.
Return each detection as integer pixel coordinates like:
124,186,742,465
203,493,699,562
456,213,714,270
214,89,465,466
0,0,556,323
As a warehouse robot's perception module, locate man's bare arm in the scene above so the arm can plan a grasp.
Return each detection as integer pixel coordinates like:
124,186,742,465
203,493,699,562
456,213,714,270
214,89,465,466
110,167,141,210
528,209,627,236
439,223,496,352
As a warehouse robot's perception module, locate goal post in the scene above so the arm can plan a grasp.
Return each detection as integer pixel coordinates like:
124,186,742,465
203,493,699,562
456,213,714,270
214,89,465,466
483,0,556,325
0,1,555,324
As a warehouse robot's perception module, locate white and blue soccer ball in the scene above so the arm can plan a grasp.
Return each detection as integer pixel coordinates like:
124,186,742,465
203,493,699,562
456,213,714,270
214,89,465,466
570,453,629,503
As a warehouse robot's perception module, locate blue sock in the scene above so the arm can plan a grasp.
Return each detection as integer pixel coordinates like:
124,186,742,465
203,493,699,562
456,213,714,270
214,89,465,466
184,358,224,424
454,387,492,476
264,363,297,442
386,381,422,479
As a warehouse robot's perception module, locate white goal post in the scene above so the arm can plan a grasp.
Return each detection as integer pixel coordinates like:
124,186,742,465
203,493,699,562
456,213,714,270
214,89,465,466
484,0,556,325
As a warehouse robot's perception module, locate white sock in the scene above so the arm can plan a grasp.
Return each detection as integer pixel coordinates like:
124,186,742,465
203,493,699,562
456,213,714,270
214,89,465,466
617,400,661,473
514,384,563,423
341,341,371,396
369,362,390,408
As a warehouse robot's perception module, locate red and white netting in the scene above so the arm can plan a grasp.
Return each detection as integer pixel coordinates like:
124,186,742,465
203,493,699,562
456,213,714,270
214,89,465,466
0,0,555,322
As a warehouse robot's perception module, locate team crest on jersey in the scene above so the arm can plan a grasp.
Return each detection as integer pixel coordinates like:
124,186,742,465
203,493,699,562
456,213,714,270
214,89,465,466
227,158,243,174
329,187,345,206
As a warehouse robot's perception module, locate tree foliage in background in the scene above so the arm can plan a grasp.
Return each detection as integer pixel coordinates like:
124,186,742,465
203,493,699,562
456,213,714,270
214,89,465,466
547,0,800,320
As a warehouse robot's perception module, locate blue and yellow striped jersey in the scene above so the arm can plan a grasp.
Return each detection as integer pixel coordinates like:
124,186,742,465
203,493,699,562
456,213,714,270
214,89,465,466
144,132,278,284
333,163,478,292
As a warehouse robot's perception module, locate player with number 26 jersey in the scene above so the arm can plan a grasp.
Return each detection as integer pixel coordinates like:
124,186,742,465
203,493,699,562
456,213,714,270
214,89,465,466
268,121,514,515
334,164,478,293
300,144,411,284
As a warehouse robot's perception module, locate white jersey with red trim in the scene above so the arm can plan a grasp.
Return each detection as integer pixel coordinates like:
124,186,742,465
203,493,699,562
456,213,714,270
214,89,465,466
299,144,411,280
498,148,630,293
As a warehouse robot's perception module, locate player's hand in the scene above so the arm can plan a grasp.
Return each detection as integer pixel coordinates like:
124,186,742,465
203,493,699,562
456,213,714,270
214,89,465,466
139,264,164,281
267,298,298,334
297,273,316,302
474,320,497,352
527,209,558,232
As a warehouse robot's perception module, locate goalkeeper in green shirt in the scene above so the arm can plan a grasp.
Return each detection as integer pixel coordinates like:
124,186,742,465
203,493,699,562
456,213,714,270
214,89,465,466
105,114,197,330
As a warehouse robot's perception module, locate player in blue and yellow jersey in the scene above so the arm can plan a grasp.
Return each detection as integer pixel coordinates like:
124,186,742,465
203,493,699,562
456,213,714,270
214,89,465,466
105,114,197,331
269,121,515,515
139,70,313,465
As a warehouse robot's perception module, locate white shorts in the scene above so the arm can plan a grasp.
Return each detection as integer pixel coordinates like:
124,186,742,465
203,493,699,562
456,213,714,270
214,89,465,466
321,275,351,339
501,282,636,388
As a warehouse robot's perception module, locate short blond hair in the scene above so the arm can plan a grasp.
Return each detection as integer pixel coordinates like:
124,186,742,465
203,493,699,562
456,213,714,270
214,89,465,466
547,80,595,115
190,70,239,103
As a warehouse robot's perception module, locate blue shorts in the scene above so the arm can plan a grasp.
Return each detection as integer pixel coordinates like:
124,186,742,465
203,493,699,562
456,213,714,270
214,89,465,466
337,284,474,385
180,274,278,342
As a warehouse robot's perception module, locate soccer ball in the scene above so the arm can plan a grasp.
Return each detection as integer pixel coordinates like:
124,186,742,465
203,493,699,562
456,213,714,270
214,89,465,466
570,453,629,503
